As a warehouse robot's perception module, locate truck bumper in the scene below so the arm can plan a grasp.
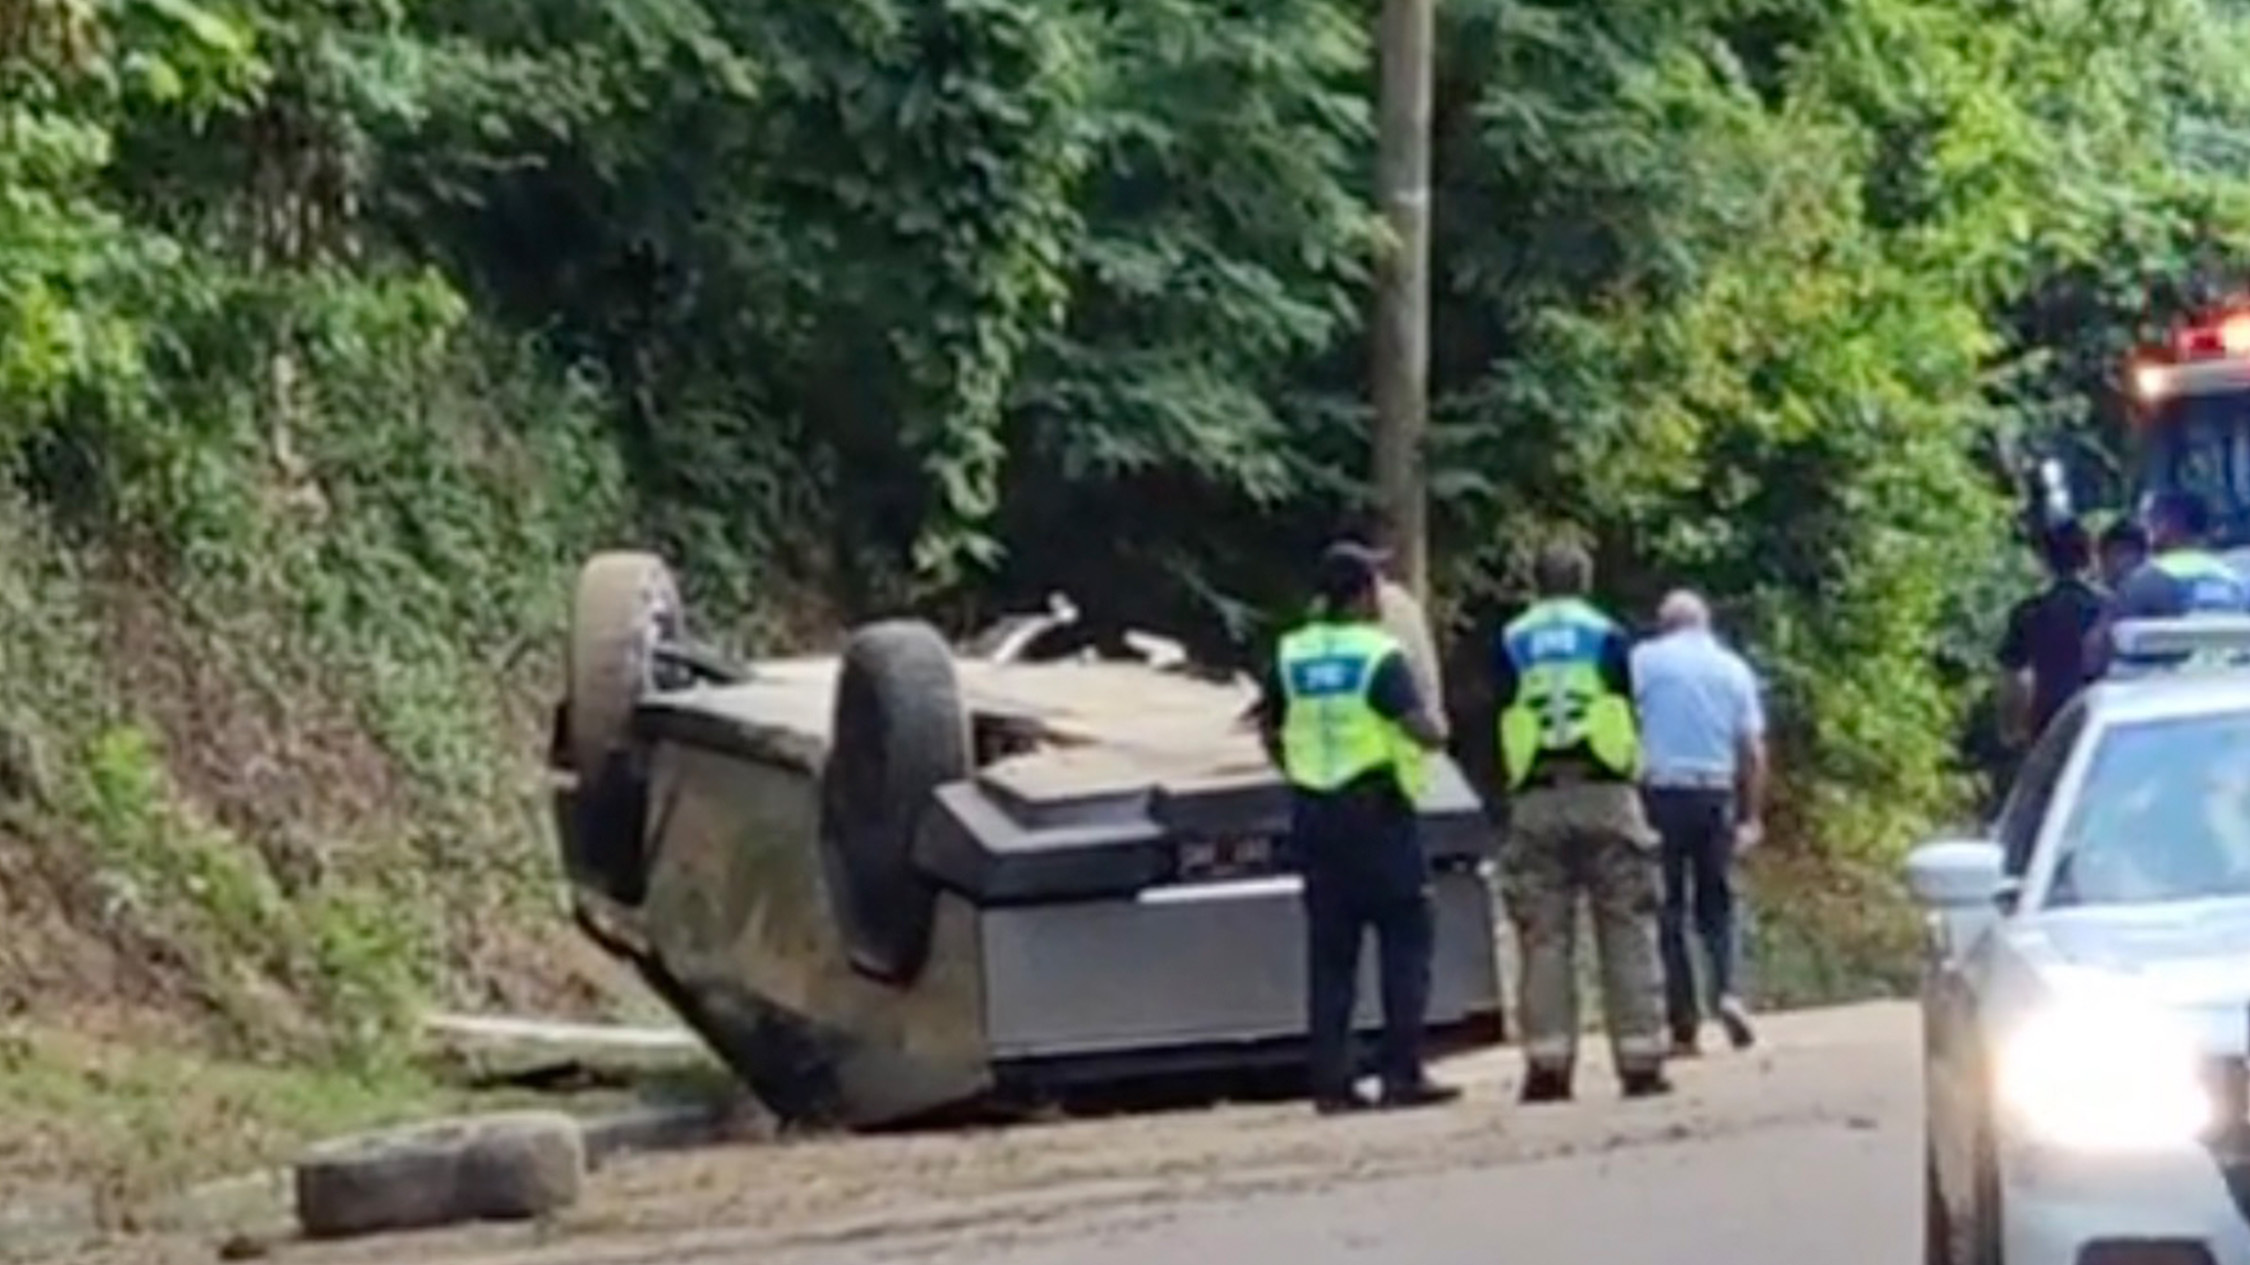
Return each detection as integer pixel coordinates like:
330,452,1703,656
977,867,1503,1063
2003,1138,2250,1265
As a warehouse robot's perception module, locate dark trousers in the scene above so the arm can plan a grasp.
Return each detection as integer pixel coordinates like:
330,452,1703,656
1291,787,1432,1098
1643,786,1739,1039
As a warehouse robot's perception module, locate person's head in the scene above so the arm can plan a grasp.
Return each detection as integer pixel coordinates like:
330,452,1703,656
1531,539,1594,598
2036,518,2091,580
1656,588,1710,634
2144,489,2212,552
2099,517,2148,585
1313,540,1386,620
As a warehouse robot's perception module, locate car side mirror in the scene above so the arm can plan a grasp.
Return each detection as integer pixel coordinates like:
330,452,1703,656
1904,839,2007,910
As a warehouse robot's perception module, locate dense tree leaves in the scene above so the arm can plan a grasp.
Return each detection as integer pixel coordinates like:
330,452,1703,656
13,0,2250,871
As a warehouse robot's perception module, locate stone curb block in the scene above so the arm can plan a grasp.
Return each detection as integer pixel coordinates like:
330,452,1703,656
0,1100,749,1254
294,1109,587,1241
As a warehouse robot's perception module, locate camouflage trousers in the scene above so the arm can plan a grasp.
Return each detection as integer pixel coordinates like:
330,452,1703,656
1499,780,1668,1077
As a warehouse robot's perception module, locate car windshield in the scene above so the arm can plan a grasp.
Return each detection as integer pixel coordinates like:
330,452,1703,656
2049,709,2250,906
2144,389,2250,547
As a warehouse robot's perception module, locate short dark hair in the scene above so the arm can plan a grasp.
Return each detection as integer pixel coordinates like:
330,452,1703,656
2149,489,2213,539
2038,519,2091,576
1314,541,1382,609
1532,540,1593,595
2100,517,2148,553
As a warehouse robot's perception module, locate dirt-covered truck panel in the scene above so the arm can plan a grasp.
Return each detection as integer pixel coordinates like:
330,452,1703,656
636,735,993,1124
550,551,1506,1128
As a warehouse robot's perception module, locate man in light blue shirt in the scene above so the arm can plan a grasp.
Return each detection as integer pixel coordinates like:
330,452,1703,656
1630,590,1768,1056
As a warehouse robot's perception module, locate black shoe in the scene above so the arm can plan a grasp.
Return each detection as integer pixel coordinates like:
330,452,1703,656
1380,1079,1463,1111
1669,1030,1701,1059
1314,1089,1376,1116
1620,1067,1673,1099
1520,1066,1573,1104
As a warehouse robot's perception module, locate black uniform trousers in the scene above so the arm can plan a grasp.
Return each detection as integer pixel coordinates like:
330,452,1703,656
1643,785,1740,1039
1289,776,1434,1099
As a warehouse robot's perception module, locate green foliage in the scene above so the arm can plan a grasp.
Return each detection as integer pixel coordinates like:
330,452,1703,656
0,0,628,1063
71,722,431,1061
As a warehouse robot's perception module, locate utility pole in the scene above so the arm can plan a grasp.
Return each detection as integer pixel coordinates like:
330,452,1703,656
1372,0,1434,604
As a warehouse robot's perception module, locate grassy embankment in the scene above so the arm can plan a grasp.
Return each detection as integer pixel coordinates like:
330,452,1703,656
0,324,716,1213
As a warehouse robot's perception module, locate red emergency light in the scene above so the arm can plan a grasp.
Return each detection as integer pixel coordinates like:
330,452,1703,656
2126,306,2250,411
2172,312,2250,357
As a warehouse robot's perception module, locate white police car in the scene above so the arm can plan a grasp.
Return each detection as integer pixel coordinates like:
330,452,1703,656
1915,617,2250,1265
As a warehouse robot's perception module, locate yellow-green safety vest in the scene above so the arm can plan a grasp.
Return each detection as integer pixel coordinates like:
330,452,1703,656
1275,621,1430,802
2123,548,2250,670
2151,548,2249,614
1498,597,1640,788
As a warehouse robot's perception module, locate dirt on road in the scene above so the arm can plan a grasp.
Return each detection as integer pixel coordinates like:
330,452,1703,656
62,1002,1925,1265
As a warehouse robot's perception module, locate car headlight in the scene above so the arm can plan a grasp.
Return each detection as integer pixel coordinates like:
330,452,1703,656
1995,998,2214,1151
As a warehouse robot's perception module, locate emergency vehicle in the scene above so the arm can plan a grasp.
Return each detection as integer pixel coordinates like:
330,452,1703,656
1913,616,2250,1265
2029,303,2250,563
1911,308,2250,1265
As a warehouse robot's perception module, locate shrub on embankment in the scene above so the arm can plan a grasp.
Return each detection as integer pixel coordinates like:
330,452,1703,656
6,0,2250,1156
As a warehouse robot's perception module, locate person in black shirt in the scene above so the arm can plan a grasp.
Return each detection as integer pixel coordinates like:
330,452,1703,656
1996,519,2105,765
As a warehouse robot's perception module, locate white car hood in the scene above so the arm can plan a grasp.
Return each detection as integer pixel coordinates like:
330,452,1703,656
2014,898,2250,1050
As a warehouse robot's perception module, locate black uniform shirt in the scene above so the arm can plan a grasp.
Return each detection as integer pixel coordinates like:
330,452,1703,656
1997,578,2104,738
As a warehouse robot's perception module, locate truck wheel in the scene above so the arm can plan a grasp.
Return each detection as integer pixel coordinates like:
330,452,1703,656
1924,1144,1952,1265
1969,1115,2005,1265
564,551,683,903
1377,580,1445,733
819,619,968,985
293,1111,585,1241
569,552,684,773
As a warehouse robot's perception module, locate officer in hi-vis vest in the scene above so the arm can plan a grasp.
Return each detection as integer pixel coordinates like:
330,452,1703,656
1492,539,1671,1102
2092,489,2250,675
1256,540,1458,1115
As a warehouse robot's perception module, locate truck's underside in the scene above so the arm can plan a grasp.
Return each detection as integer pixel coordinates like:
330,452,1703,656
552,559,1507,1127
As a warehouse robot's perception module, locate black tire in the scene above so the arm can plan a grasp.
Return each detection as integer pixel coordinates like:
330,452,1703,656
818,619,968,985
1969,1114,2005,1265
562,551,684,904
1924,1143,1952,1265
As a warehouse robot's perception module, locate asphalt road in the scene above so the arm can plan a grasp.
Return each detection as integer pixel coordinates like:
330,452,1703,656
761,1002,1923,1265
826,1116,1914,1265
83,1001,1929,1265
715,1112,1914,1265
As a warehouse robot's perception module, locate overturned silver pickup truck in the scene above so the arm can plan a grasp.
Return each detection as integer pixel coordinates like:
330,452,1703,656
549,551,1504,1128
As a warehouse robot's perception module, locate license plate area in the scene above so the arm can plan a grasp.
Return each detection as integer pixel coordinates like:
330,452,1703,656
1175,834,1278,882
